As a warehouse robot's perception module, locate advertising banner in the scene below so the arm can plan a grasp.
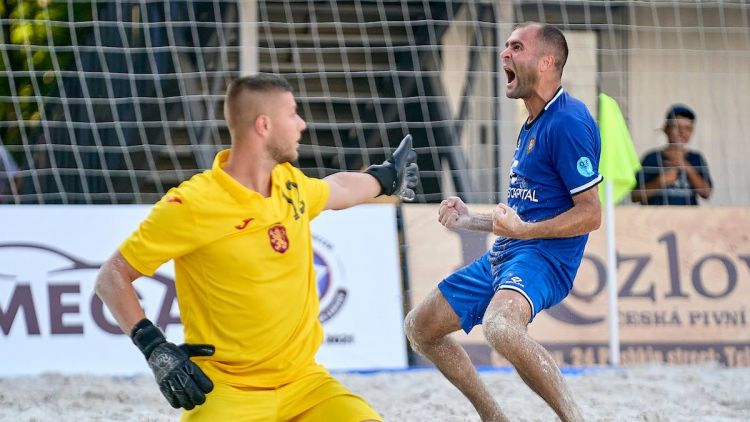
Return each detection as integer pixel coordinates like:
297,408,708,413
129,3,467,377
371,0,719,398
403,205,750,367
0,204,407,375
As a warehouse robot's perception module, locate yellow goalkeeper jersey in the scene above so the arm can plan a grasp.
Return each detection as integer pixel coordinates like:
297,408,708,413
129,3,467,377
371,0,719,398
120,149,330,388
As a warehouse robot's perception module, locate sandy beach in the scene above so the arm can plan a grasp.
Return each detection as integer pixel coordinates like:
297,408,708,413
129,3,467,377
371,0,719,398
1,364,748,421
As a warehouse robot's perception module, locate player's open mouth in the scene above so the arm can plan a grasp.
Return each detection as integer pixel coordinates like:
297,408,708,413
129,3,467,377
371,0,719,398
504,67,516,86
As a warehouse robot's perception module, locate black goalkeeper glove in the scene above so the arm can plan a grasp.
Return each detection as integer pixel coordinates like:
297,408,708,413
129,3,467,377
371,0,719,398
365,134,420,201
131,319,215,410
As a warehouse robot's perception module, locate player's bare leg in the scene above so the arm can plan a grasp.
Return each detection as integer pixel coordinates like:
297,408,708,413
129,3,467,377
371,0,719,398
404,289,508,422
483,290,584,422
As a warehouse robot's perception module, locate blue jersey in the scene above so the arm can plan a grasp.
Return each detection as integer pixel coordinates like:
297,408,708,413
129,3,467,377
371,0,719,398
492,88,602,283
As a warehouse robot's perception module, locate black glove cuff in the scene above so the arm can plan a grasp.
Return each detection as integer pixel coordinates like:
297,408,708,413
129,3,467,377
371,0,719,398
365,164,396,196
130,318,166,359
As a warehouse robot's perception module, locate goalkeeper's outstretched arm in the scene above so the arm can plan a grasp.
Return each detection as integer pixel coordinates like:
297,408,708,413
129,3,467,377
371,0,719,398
324,171,382,210
324,134,419,210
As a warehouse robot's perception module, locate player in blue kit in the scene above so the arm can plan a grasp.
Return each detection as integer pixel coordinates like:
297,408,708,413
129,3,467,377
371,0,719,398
404,22,601,422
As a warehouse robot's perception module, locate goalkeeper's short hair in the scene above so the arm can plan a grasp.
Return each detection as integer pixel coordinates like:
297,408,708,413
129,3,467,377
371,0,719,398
226,73,293,103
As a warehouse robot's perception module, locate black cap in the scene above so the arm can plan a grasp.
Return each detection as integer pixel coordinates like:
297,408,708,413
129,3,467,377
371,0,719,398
665,104,696,122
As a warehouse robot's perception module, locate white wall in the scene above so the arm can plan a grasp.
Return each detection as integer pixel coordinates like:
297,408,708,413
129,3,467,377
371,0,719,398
626,5,750,205
440,5,498,202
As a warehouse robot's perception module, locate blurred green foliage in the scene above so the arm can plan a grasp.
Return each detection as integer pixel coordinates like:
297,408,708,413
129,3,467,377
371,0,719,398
0,0,93,166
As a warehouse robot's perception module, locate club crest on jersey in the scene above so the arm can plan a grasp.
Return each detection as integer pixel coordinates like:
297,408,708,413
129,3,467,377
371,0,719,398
268,224,289,253
526,138,536,154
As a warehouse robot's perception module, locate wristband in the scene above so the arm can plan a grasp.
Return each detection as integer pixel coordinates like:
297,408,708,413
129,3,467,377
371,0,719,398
130,318,166,359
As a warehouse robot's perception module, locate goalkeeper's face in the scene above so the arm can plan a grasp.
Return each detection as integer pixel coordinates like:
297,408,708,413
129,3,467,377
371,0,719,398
268,92,307,163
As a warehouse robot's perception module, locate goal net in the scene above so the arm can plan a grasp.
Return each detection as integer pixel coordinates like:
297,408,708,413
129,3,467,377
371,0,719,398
1,0,748,205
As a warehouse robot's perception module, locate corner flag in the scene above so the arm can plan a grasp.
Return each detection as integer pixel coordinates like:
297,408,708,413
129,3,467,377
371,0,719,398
598,93,641,204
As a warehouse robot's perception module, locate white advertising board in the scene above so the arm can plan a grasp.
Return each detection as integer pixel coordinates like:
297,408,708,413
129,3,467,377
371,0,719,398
0,204,407,375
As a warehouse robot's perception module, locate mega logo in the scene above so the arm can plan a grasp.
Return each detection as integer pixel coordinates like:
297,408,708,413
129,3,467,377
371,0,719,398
0,243,180,337
0,238,356,334
312,234,348,323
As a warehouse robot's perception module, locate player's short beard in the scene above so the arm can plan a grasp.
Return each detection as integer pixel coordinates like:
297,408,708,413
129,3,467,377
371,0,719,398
507,70,538,99
268,139,298,164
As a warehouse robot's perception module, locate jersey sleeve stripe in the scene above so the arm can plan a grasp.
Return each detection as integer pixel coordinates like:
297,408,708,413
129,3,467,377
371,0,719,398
570,174,603,195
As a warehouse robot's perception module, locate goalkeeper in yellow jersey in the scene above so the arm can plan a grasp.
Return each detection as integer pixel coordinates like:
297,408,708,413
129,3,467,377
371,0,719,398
95,73,418,421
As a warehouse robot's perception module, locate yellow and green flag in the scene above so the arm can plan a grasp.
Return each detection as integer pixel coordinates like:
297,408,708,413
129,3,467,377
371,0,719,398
598,93,641,204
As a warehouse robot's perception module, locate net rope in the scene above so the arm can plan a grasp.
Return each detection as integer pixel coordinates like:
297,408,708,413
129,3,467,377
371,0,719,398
0,0,748,205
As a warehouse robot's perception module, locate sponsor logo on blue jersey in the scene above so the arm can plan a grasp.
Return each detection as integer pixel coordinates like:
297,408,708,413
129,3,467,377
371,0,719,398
508,187,539,202
508,160,539,202
509,160,519,185
577,156,594,177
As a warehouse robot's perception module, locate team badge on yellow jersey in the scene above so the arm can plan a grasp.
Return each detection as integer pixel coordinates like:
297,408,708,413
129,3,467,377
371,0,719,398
268,224,289,253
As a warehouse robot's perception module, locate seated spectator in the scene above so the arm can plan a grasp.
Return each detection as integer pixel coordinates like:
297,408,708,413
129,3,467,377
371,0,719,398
631,104,712,205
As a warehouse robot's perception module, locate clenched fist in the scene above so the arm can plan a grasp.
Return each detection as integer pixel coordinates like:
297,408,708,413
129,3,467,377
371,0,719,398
438,196,470,230
492,203,528,238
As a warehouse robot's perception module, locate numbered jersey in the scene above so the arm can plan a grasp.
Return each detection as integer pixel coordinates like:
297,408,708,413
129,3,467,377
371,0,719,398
120,149,330,388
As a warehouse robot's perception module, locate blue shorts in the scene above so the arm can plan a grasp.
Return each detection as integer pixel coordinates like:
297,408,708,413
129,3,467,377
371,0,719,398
438,247,572,333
